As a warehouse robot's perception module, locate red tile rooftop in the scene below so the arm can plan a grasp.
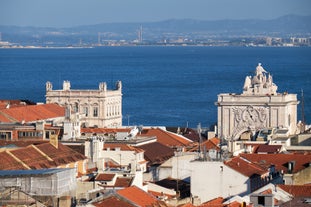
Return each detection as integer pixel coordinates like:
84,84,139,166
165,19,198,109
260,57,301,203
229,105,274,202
188,137,220,152
225,156,267,177
0,151,29,170
199,197,224,207
93,195,136,207
95,173,115,181
0,141,87,170
278,184,311,197
0,103,65,123
138,142,174,165
254,144,282,154
10,145,55,169
138,127,193,147
117,185,164,207
240,153,311,174
114,177,133,188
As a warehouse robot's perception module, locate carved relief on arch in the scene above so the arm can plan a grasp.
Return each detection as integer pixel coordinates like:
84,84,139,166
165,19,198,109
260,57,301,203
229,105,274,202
231,106,267,140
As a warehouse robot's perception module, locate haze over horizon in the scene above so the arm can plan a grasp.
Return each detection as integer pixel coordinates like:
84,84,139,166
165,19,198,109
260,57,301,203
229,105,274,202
1,0,311,28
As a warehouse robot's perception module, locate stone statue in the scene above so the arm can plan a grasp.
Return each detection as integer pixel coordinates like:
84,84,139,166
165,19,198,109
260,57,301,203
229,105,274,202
116,81,122,90
243,76,252,91
255,63,267,77
99,82,107,91
46,81,53,91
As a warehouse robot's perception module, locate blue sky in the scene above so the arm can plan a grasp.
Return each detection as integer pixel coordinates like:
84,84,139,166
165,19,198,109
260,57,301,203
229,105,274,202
1,0,310,27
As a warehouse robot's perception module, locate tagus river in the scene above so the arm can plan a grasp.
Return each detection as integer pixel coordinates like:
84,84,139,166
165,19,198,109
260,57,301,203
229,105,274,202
0,46,311,128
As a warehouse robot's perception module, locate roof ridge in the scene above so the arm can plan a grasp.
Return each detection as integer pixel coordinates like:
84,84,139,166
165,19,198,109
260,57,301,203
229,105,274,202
31,144,54,161
161,128,193,145
5,150,31,170
0,110,19,122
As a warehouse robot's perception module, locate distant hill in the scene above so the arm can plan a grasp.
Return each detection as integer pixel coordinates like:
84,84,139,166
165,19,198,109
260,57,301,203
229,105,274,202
1,14,310,45
73,14,311,35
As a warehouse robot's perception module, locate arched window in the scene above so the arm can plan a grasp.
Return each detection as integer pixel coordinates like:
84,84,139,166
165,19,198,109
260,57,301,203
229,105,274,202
93,106,98,117
73,102,79,113
83,106,88,117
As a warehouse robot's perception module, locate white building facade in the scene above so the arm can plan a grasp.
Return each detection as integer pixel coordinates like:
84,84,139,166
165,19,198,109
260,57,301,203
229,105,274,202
46,80,122,128
216,64,299,143
190,161,249,204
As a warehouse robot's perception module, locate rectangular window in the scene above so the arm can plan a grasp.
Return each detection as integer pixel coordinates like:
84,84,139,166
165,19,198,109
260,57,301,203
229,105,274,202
258,196,265,205
93,107,98,117
0,132,11,140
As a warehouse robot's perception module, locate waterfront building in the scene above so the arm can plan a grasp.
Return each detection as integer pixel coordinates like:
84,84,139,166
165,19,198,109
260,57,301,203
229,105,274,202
45,80,122,128
216,63,299,151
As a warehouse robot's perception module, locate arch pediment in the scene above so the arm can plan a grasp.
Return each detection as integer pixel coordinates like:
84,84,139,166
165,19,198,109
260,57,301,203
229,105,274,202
230,106,267,140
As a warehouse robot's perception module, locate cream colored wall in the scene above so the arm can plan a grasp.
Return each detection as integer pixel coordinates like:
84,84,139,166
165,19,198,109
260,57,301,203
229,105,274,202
217,93,298,140
46,81,122,128
293,167,311,185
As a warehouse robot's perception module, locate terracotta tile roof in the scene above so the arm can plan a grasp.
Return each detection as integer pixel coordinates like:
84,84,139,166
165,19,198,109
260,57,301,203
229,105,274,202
138,142,174,165
138,128,193,147
93,195,136,207
105,158,120,168
240,153,311,174
224,156,267,177
0,141,87,170
278,184,311,197
227,201,243,207
166,127,203,142
114,177,133,188
280,197,311,207
117,185,165,207
95,173,115,181
104,143,144,153
199,197,224,207
0,151,28,170
36,142,87,165
0,103,65,123
0,113,11,122
254,144,282,154
188,137,220,152
66,144,85,155
0,140,48,148
10,145,55,169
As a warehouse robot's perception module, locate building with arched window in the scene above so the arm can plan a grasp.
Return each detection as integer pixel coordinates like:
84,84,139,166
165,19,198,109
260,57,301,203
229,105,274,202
46,80,122,129
216,64,299,152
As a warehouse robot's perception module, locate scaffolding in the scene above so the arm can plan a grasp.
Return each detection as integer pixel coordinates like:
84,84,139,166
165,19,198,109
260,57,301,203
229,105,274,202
0,168,76,206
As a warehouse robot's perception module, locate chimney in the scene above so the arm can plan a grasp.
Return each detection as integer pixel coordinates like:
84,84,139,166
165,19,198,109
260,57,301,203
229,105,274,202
49,134,59,149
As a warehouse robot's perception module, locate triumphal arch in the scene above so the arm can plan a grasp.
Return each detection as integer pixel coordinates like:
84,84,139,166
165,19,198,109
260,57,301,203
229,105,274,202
216,63,299,141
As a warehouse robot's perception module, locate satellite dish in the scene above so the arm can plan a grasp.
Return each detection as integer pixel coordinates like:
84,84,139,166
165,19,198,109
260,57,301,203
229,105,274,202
208,149,217,160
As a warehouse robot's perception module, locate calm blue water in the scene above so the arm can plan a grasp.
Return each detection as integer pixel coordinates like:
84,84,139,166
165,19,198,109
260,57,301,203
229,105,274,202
0,46,310,128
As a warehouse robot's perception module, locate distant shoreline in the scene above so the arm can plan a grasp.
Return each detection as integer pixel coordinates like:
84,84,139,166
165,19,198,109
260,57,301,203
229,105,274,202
0,44,306,49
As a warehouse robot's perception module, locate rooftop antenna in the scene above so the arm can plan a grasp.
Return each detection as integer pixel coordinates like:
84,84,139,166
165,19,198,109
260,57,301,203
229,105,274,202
197,123,203,159
139,25,143,43
301,89,305,132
